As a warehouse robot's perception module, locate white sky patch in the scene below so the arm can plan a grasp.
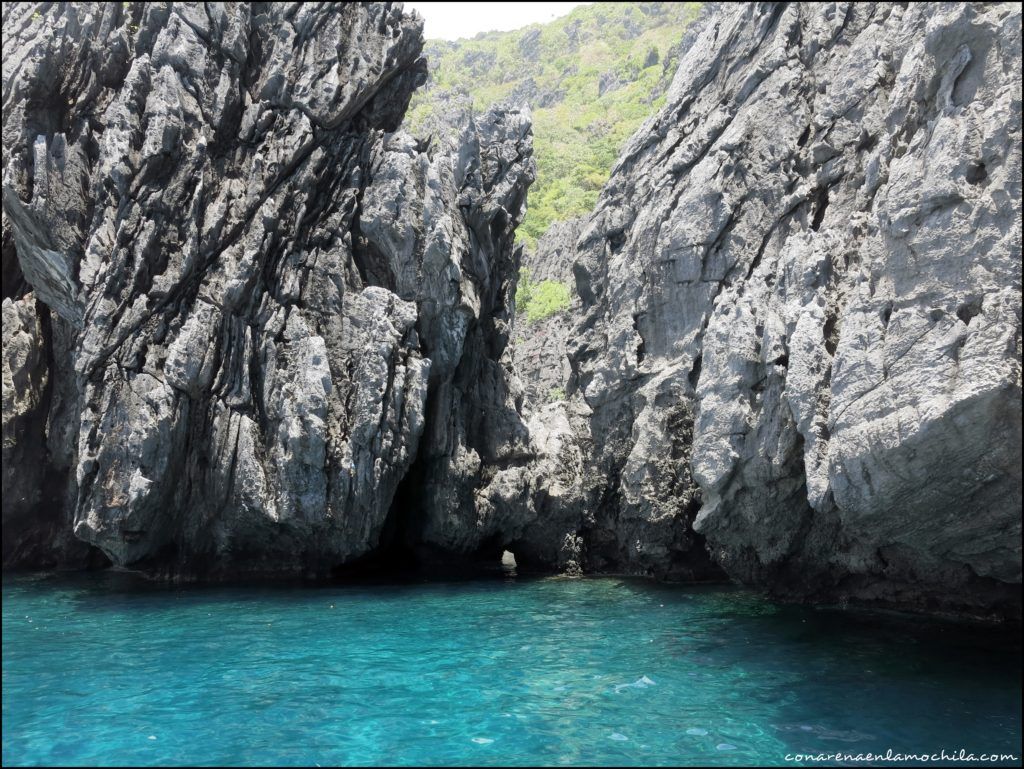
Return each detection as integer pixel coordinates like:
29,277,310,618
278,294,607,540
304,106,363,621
404,2,591,41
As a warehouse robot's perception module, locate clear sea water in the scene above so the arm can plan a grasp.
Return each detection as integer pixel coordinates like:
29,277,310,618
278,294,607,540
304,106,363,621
2,572,1021,767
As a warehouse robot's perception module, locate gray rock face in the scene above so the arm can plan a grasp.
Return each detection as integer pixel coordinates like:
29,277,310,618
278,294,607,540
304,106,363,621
3,2,1020,620
563,2,1021,615
514,218,581,412
2,295,48,530
360,107,537,564
1,293,90,567
2,2,535,578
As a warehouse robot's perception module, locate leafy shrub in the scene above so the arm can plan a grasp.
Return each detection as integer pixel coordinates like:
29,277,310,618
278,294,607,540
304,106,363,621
515,267,533,313
526,280,571,322
517,268,571,322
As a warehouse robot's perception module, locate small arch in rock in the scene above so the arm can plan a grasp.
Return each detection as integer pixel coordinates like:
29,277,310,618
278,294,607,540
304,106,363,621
501,550,517,571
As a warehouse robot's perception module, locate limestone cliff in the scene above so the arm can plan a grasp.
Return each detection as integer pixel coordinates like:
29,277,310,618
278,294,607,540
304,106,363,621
513,218,580,412
552,1,1021,617
1,2,534,577
3,2,1021,620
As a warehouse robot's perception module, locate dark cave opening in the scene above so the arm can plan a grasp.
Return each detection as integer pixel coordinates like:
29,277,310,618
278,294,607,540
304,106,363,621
331,461,424,581
957,297,983,325
810,185,829,231
965,161,988,186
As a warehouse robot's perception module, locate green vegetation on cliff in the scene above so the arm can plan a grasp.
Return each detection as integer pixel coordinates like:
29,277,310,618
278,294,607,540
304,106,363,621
406,2,701,248
516,267,572,322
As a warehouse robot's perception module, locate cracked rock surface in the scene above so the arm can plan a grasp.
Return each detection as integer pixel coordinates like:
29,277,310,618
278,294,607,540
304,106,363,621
513,218,580,413
559,1,1021,616
3,2,1021,620
2,2,534,578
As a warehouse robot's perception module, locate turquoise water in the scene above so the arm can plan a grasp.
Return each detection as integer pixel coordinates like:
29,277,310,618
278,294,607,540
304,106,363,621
2,574,1020,767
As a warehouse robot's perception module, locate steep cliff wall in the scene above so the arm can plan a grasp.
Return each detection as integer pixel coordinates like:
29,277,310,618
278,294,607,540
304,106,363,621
560,1,1021,616
3,2,1021,619
513,218,580,412
1,2,534,578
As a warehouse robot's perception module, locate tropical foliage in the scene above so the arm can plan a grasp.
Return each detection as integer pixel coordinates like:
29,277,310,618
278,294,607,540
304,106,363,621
516,267,572,322
406,2,702,249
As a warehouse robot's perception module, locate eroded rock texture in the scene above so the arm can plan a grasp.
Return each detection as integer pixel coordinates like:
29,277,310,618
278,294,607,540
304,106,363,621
513,218,580,411
2,2,534,578
2,292,91,566
562,2,1021,615
3,2,1021,619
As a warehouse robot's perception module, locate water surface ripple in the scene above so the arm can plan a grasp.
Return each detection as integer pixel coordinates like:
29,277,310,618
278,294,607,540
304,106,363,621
2,574,1020,766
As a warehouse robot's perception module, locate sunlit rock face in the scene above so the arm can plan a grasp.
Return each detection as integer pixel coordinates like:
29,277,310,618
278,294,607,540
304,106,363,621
513,218,580,413
1,2,535,577
557,2,1021,616
3,2,1020,619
